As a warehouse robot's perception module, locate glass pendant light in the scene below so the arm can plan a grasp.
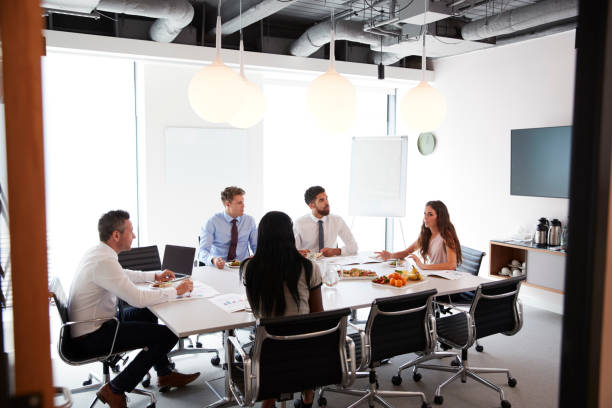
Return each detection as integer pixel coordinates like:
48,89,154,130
228,0,266,128
399,0,447,132
306,9,356,134
188,0,244,123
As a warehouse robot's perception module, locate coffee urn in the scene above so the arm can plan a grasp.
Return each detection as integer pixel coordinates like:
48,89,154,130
534,223,548,247
548,219,562,246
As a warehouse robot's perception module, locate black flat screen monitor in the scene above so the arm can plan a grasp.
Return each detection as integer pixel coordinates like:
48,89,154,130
511,126,571,199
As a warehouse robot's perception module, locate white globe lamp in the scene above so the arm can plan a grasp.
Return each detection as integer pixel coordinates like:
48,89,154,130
306,27,356,134
229,40,266,128
399,80,446,132
188,16,244,123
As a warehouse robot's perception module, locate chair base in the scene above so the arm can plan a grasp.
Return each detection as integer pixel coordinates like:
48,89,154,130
416,354,515,407
322,369,429,408
74,362,157,407
395,350,459,380
169,336,220,366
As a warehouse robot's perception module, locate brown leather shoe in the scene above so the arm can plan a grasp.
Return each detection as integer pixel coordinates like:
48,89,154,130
96,383,127,408
157,370,200,392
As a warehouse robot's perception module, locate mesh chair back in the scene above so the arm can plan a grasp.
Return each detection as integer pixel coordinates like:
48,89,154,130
367,289,437,363
49,277,69,324
457,246,486,276
118,245,161,271
254,308,351,401
471,276,525,340
162,244,196,275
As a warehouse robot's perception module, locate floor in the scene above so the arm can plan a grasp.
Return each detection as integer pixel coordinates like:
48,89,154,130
42,304,561,408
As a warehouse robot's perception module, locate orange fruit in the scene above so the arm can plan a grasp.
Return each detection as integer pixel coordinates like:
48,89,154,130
401,277,407,285
389,278,396,286
395,280,403,287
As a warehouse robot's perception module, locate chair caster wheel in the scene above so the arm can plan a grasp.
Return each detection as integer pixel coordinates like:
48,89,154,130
159,385,170,393
318,396,327,406
421,403,431,408
146,404,156,408
111,365,120,373
501,400,511,408
196,342,203,348
476,344,484,352
391,375,402,385
451,359,460,367
142,378,150,387
82,379,92,386
508,377,517,387
413,372,422,382
434,395,443,405
211,356,221,366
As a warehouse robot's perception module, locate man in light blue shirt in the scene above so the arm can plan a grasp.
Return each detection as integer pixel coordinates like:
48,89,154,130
198,186,258,269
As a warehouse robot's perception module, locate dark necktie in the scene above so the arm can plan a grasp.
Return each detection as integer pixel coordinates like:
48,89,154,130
227,219,238,261
318,220,324,251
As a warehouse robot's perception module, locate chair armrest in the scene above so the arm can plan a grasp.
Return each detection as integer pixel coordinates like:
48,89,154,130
60,317,121,362
343,335,357,387
347,322,368,369
226,335,253,405
347,321,363,332
435,307,476,350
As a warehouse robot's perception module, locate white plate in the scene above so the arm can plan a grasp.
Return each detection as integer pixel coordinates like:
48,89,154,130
341,275,378,281
227,264,241,269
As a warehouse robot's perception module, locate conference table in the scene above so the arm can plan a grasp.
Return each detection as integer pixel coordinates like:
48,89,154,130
148,258,491,408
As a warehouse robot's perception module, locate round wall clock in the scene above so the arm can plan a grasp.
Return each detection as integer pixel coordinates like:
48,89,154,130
417,132,436,155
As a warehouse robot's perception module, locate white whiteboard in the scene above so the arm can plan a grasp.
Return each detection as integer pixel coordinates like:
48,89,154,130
165,127,249,186
348,136,408,217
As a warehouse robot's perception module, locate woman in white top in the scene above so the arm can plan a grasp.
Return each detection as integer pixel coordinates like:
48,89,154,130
376,200,462,270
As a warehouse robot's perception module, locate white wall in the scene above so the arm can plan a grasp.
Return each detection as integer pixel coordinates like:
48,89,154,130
394,31,575,281
135,61,264,249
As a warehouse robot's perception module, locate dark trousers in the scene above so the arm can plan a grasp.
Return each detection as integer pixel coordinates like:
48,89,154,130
72,306,178,392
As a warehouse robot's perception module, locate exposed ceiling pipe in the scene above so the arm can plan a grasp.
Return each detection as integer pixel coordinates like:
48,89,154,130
211,0,298,36
369,50,406,65
41,0,194,42
290,20,384,57
461,0,577,41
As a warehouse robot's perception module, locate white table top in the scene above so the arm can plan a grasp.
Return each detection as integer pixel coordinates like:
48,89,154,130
149,262,490,338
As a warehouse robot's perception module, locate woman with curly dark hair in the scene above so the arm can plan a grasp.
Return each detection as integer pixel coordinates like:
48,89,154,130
376,200,462,270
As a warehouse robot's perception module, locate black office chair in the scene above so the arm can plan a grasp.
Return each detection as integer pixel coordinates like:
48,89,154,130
227,308,357,407
194,235,206,267
49,277,156,408
437,245,487,351
323,291,441,408
416,276,526,408
117,245,161,271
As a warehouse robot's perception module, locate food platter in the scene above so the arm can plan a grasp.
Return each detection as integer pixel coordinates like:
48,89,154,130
371,278,427,289
341,268,378,280
227,260,241,269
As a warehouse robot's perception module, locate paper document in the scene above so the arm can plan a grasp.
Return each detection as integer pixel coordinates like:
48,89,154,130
323,254,383,266
419,270,464,280
210,293,248,313
170,281,220,302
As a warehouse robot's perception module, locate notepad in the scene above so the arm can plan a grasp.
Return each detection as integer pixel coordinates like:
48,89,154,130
210,293,248,313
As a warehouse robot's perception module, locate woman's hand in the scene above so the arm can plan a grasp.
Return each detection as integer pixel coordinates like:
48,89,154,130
375,250,393,261
408,254,425,268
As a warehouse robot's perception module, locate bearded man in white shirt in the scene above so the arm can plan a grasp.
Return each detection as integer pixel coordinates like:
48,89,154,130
67,210,199,408
294,186,358,257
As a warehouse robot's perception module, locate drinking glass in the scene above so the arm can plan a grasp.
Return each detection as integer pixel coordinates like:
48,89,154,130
323,263,339,287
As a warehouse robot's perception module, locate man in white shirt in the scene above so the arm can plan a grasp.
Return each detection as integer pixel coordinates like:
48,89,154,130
294,186,358,257
67,210,199,408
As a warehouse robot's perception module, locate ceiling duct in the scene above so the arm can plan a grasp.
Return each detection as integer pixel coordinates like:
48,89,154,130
211,0,298,36
396,0,452,25
461,0,578,41
290,20,383,58
42,0,194,42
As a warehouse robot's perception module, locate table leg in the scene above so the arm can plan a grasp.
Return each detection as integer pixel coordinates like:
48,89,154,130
205,329,236,408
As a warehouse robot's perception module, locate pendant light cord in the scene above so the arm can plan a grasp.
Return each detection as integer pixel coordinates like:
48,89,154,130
330,7,335,70
239,0,244,76
421,0,427,82
215,0,223,57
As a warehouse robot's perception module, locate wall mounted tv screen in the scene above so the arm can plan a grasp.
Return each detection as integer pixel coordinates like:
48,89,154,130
511,126,572,199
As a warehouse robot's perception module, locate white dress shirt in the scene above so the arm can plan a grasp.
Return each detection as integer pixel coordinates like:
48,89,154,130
67,242,177,338
293,213,358,256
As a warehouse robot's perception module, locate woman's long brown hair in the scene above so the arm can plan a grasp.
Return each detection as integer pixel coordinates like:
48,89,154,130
417,200,462,265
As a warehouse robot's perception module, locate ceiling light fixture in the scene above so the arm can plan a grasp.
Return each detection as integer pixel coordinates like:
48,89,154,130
188,0,244,123
229,0,265,128
399,0,447,133
306,9,356,134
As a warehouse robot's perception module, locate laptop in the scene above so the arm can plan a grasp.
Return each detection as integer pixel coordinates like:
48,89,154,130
161,244,196,278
